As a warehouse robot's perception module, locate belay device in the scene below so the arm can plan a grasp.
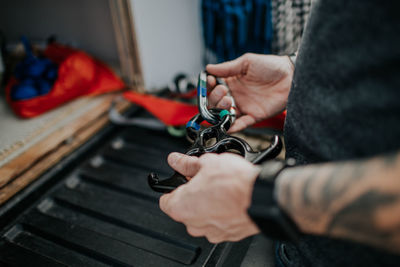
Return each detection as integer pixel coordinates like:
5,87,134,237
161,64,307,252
148,71,283,193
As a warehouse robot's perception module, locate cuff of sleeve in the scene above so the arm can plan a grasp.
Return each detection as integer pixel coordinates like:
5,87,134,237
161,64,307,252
288,52,298,68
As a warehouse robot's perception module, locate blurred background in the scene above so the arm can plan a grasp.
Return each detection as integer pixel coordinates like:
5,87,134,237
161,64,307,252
0,0,313,182
0,0,312,91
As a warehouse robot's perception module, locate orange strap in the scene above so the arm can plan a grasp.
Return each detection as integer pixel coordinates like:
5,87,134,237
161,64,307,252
123,91,285,130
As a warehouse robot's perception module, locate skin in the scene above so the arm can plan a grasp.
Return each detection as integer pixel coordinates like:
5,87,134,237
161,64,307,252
159,53,400,254
160,152,260,243
206,53,293,132
276,152,400,255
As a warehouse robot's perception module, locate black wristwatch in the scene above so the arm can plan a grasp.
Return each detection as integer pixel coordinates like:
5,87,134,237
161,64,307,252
247,159,300,242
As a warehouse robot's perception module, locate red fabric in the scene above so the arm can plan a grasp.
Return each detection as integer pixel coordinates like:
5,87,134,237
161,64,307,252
5,43,125,118
253,111,286,129
123,91,199,126
43,43,77,64
123,91,286,130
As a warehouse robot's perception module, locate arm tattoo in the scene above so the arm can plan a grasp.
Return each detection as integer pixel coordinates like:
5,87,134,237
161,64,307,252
327,190,398,233
321,162,366,209
276,152,400,254
302,169,319,206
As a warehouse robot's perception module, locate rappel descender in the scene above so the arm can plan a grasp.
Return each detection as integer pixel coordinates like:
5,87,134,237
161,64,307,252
148,72,283,193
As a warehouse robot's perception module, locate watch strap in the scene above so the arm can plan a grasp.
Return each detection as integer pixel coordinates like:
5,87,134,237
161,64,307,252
248,160,300,241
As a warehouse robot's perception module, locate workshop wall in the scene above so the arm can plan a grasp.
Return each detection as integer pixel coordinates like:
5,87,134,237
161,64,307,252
0,0,120,68
0,0,206,91
130,0,204,91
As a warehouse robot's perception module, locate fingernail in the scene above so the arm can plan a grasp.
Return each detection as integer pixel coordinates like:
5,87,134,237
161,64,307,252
169,153,181,166
221,98,230,108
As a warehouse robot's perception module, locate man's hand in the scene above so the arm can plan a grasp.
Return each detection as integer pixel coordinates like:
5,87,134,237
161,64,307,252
159,152,261,243
207,53,294,132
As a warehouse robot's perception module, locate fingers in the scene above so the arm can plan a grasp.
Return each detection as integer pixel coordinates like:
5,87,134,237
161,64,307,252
159,191,182,222
206,55,248,78
186,226,205,237
208,85,229,107
217,95,233,110
168,152,201,177
186,226,226,243
206,75,217,89
228,115,256,133
159,193,171,216
159,185,191,223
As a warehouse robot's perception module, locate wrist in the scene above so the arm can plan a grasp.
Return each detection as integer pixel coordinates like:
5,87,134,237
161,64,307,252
247,159,300,241
243,165,262,209
248,165,262,186
275,166,330,235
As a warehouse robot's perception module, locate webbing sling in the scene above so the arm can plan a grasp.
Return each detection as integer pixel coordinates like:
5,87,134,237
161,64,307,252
121,91,285,130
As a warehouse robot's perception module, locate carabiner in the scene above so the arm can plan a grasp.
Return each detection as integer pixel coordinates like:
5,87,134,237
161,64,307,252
197,71,220,124
148,109,283,193
197,71,237,125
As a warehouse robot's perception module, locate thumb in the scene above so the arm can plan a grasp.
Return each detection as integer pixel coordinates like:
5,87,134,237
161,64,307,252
206,55,248,78
168,152,201,177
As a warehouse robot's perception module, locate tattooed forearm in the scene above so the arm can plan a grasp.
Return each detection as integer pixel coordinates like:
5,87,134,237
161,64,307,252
275,152,400,254
302,168,318,206
321,162,366,209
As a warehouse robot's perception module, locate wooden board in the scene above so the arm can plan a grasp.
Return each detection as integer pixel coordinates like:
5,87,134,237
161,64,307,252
109,0,144,90
0,93,130,206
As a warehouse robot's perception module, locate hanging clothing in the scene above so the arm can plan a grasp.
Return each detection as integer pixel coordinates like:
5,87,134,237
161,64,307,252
271,0,312,54
202,0,273,63
201,0,312,62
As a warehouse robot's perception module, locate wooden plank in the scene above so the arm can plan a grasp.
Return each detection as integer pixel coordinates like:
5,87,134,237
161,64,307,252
0,115,108,205
0,97,99,163
0,94,130,205
0,95,113,187
109,0,144,91
124,0,144,89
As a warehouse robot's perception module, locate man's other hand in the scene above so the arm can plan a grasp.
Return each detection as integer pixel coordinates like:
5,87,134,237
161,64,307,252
159,152,261,243
207,53,294,132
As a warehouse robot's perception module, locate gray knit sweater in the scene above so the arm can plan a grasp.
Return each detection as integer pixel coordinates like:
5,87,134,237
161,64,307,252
283,0,400,266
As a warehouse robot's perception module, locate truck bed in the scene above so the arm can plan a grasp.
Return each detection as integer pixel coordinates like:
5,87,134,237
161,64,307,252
0,107,273,267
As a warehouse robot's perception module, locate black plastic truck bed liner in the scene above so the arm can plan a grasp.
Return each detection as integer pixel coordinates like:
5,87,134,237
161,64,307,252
0,109,254,267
